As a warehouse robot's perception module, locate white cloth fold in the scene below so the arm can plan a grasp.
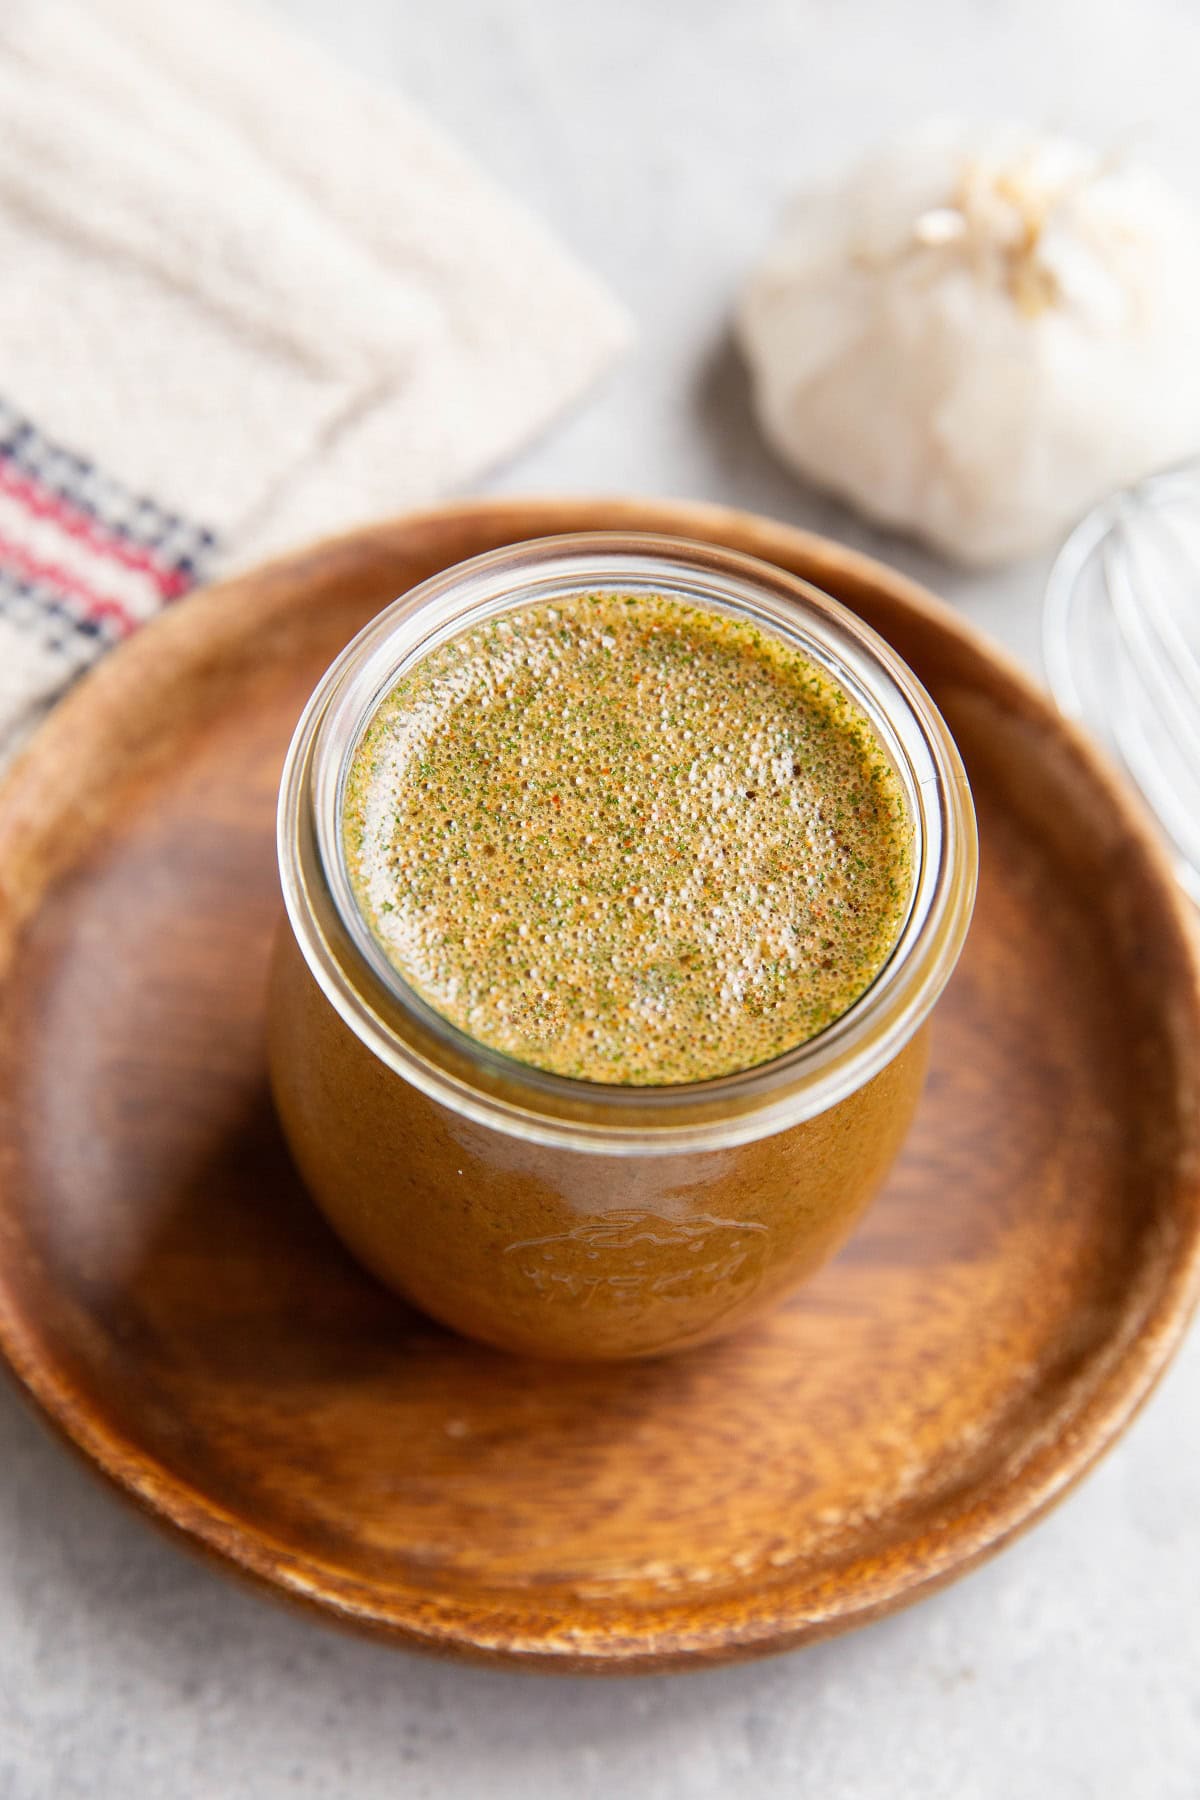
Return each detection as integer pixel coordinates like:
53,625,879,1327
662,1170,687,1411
0,0,630,753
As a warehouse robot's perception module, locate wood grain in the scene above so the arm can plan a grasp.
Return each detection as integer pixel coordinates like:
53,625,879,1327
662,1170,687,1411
0,496,1197,1672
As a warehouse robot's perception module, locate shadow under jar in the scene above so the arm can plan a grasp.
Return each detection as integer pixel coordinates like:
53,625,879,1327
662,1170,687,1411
269,533,977,1360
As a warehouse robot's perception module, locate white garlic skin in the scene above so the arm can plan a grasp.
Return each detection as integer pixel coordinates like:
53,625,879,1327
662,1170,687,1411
737,122,1200,566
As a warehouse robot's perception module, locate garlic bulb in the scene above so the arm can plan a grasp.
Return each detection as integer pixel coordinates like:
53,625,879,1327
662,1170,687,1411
737,122,1200,566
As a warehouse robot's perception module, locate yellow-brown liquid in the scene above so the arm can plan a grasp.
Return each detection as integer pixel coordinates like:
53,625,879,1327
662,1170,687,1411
344,592,911,1085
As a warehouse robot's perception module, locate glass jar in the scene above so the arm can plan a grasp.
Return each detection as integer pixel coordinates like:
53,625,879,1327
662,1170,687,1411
269,534,977,1360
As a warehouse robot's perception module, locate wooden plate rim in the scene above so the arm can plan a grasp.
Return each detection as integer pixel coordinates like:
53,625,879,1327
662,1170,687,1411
0,493,1198,1673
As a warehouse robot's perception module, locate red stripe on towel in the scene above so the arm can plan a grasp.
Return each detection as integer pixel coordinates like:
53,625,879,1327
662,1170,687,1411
0,458,191,600
0,532,139,633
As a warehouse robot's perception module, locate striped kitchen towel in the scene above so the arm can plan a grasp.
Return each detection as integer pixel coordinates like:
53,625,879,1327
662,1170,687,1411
0,0,630,761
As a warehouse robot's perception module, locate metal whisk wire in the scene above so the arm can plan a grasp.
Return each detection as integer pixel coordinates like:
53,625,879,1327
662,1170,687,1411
1044,462,1200,905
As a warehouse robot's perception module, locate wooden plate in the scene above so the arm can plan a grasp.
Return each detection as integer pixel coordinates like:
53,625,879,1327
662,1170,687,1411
0,498,1198,1674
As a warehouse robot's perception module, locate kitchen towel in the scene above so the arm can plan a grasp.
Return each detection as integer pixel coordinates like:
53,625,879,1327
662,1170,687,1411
0,0,630,760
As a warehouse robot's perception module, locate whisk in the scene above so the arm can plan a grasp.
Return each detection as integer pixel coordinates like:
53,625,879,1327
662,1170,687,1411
1044,461,1200,905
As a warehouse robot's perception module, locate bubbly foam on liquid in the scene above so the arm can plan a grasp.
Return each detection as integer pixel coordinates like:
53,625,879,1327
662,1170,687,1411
343,591,912,1085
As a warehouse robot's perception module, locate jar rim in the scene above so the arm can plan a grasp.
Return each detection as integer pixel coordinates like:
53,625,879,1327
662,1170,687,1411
277,532,977,1154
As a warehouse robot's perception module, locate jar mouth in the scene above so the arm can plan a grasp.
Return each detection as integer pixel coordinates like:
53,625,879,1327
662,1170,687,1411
278,533,977,1153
